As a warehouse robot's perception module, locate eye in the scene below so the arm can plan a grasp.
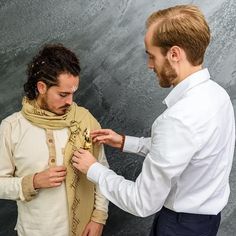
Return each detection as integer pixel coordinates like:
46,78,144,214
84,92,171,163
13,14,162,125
59,93,67,98
149,54,155,60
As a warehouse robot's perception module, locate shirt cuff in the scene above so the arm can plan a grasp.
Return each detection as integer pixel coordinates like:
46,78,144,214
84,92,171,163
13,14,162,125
87,162,108,184
91,209,108,225
123,136,140,153
21,174,39,201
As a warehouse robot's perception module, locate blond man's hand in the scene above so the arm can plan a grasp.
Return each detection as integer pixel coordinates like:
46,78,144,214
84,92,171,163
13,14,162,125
91,129,123,149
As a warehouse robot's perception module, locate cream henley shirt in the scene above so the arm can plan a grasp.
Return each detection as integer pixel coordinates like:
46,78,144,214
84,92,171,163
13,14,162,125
0,112,109,236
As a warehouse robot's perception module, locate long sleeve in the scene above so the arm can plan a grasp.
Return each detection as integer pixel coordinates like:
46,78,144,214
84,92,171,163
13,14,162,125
91,144,109,224
0,120,25,200
123,136,151,156
87,117,198,217
0,120,38,201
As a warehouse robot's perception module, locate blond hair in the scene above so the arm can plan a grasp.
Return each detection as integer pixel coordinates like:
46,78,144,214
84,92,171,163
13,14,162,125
146,5,210,65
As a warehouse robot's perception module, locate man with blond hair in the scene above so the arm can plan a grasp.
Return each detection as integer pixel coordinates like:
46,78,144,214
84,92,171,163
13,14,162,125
72,5,235,236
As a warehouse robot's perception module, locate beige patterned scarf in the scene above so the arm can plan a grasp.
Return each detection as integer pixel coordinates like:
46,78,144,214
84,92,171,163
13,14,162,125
21,97,101,236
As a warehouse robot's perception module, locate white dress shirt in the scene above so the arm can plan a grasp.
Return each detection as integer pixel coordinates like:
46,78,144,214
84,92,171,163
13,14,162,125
88,68,235,217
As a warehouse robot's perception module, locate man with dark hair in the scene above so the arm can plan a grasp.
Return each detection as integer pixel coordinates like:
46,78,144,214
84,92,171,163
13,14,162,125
72,5,235,236
0,44,109,236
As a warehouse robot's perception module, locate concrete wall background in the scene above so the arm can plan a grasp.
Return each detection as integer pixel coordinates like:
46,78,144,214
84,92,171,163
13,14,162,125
0,0,235,235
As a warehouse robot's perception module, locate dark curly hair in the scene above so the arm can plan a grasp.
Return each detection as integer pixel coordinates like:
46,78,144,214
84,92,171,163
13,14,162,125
24,43,81,100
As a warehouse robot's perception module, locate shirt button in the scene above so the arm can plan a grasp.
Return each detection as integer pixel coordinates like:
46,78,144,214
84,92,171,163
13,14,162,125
48,139,53,143
50,158,55,163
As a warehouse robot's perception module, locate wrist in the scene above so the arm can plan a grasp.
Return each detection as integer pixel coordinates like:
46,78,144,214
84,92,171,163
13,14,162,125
33,173,39,189
22,174,39,201
119,134,125,151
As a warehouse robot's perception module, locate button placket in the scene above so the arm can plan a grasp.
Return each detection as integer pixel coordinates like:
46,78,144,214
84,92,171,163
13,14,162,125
45,129,57,167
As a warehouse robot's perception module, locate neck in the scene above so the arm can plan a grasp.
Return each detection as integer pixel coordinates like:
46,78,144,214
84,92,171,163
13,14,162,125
173,64,203,87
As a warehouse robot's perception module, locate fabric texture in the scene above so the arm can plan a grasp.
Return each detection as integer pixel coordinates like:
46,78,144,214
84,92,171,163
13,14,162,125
149,207,221,236
21,97,107,236
87,68,235,217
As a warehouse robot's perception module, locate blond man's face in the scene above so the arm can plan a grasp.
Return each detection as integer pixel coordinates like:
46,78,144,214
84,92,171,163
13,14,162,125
144,26,177,88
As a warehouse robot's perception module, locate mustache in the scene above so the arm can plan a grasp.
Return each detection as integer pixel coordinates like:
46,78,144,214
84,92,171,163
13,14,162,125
59,105,70,109
154,69,159,77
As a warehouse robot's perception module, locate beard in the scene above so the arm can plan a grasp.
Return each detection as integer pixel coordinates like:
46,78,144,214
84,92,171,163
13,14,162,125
40,96,70,115
156,59,177,88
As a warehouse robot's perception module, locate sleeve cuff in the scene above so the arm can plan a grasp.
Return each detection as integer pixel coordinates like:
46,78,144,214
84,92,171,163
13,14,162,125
123,136,141,153
21,174,39,201
87,162,108,184
91,209,108,225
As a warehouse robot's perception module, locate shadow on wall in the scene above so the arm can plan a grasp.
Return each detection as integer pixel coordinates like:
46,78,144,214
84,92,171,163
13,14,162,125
1,0,236,236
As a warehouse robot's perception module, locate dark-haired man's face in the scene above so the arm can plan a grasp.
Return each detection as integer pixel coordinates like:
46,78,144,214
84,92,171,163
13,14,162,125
37,73,79,115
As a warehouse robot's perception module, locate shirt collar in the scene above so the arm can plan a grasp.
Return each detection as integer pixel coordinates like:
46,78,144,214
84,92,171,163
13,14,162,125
163,68,210,108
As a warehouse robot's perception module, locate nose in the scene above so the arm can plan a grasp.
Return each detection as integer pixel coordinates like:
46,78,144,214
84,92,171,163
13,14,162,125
65,94,73,105
147,58,154,70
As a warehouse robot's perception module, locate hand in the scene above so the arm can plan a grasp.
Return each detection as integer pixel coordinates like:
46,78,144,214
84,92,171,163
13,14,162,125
72,149,97,174
91,129,123,148
82,221,104,236
33,166,67,189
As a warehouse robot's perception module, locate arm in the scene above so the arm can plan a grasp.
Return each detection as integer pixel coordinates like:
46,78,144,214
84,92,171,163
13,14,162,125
83,145,108,236
0,120,35,201
74,117,198,217
123,136,151,156
91,129,151,156
91,145,109,224
0,120,67,202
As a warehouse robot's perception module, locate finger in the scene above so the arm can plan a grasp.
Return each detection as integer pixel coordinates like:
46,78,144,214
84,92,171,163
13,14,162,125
72,156,79,163
98,140,106,145
53,166,67,171
91,129,111,136
52,176,66,183
92,135,110,143
91,133,107,139
52,168,67,175
55,171,67,177
78,148,87,153
74,150,81,157
51,181,63,187
72,162,80,170
74,149,85,156
74,149,86,156
49,171,66,178
73,150,79,156
81,227,89,236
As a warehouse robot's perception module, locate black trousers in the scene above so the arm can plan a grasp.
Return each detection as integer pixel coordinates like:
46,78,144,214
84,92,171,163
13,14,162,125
149,207,221,236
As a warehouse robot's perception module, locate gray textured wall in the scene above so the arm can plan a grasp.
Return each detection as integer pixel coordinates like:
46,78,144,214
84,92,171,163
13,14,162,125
0,0,236,235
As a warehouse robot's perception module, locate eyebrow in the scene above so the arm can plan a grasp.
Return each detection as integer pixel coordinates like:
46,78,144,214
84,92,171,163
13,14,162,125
58,91,73,95
145,50,155,58
58,87,79,94
145,50,154,56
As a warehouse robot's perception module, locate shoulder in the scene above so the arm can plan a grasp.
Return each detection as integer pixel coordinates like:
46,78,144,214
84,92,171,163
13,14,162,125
1,112,23,127
0,112,24,136
75,105,101,129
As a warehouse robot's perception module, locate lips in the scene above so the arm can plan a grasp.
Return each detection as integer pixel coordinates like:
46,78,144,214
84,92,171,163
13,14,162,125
154,69,159,77
60,105,70,110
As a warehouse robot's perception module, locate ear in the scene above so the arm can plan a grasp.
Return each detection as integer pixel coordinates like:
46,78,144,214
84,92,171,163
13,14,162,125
167,46,182,63
37,81,47,95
